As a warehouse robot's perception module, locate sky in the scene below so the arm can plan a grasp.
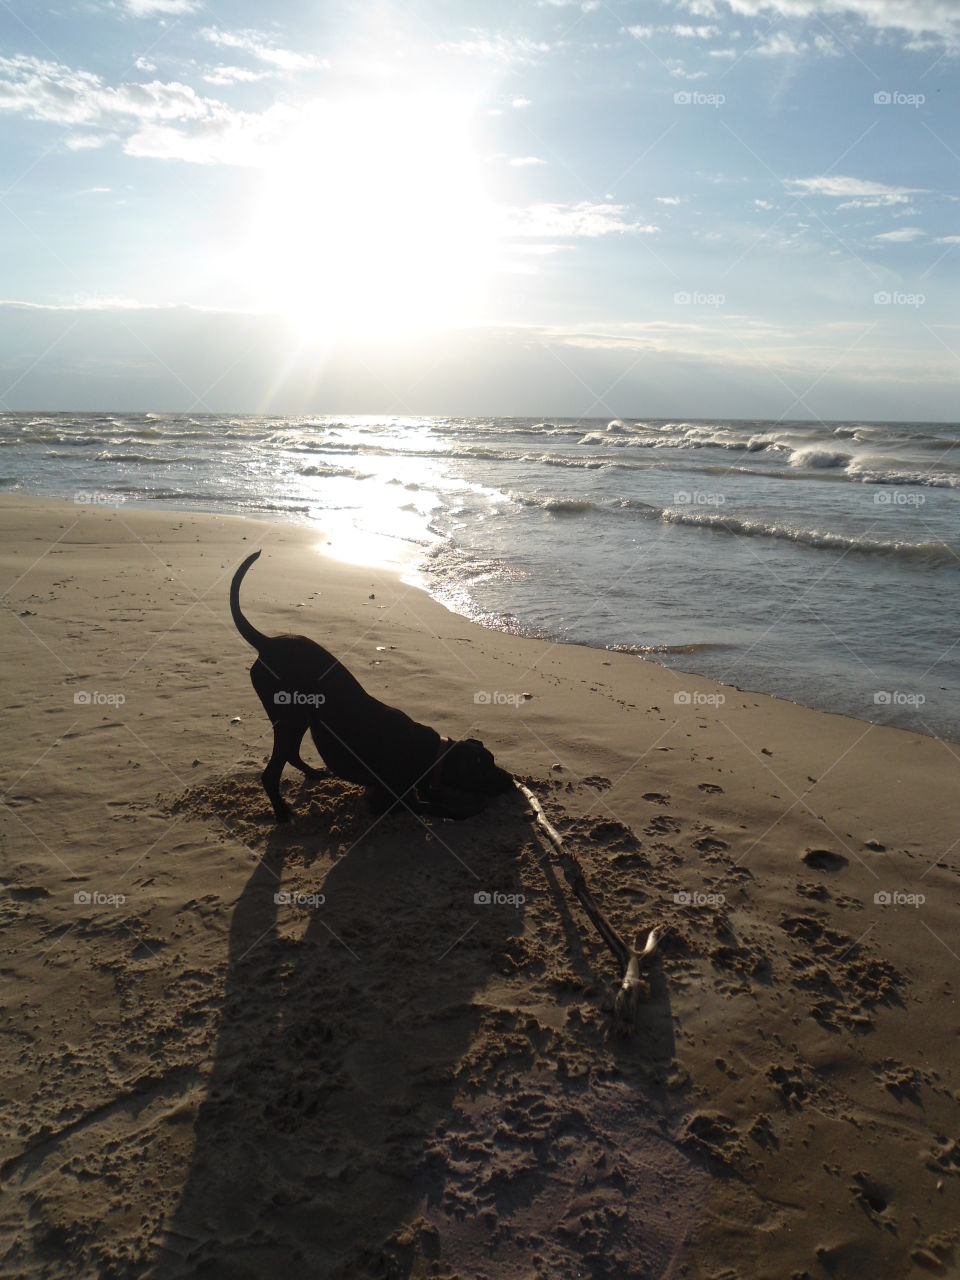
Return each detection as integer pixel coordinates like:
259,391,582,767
0,0,958,418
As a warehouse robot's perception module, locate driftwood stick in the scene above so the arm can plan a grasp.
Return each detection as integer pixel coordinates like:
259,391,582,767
517,781,659,1033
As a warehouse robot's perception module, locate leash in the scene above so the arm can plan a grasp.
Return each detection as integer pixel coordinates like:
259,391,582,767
516,779,660,1035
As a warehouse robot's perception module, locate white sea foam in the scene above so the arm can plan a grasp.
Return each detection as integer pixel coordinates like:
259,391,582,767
787,445,852,469
659,507,954,564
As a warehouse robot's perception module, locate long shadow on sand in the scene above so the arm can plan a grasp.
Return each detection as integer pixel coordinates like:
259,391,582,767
146,775,687,1280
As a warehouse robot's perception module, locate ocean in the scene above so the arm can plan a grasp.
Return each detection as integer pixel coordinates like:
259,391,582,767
3,412,958,741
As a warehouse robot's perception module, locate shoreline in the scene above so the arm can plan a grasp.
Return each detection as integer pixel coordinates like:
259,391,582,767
5,487,954,747
2,492,959,1278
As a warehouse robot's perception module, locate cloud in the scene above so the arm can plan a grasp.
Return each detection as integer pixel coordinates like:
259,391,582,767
509,155,547,166
0,53,292,165
0,55,212,126
124,103,294,165
874,226,924,241
202,66,273,86
65,132,112,149
813,33,843,54
668,23,721,36
679,0,720,14
754,198,774,209
629,22,721,38
753,32,807,54
505,201,659,237
786,175,920,206
439,32,553,62
935,234,960,243
200,28,327,72
656,195,687,204
683,1,960,46
664,58,709,77
122,0,198,14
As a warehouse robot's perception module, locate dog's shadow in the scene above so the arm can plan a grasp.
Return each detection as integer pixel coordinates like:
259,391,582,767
148,778,537,1277
147,776,678,1279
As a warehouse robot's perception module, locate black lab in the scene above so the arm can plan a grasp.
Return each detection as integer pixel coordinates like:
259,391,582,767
231,551,514,823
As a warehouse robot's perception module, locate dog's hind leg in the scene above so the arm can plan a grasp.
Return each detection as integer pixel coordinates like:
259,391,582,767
293,753,324,779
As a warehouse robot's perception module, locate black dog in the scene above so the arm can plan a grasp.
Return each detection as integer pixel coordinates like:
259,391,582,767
231,551,514,823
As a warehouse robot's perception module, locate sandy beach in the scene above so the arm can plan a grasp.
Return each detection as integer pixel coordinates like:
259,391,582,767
1,492,958,1279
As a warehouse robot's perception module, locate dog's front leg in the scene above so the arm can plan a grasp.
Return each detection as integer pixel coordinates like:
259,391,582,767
262,721,304,823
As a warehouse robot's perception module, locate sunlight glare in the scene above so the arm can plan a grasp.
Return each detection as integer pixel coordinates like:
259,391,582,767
245,92,495,339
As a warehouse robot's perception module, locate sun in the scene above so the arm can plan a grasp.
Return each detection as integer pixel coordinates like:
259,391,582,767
243,91,496,340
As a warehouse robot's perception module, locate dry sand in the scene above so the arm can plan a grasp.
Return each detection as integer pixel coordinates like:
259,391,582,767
1,493,958,1279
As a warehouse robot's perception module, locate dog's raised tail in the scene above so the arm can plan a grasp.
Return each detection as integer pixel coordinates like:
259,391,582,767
230,550,269,651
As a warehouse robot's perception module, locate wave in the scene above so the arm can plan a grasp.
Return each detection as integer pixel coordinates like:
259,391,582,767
611,641,736,655
91,451,207,464
114,428,165,440
659,508,956,565
108,484,313,513
847,461,960,488
538,453,607,470
578,426,790,454
787,446,853,469
297,462,373,480
509,491,596,515
502,488,956,564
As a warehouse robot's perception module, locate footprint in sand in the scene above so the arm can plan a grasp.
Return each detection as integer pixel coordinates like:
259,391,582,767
800,847,848,871
694,836,729,854
587,819,639,849
642,792,670,805
698,783,724,794
872,1059,922,1103
851,1172,892,1220
796,881,831,901
6,885,51,902
645,814,682,836
677,1111,746,1171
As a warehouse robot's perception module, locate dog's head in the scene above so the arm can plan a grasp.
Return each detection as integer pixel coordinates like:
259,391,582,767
441,737,515,797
